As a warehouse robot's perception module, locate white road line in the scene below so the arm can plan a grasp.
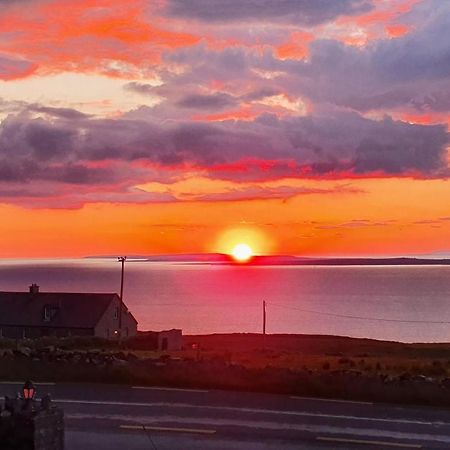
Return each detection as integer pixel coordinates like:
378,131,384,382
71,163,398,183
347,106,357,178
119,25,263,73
317,436,422,448
65,413,450,445
291,396,373,405
120,424,216,434
132,386,209,393
55,399,438,426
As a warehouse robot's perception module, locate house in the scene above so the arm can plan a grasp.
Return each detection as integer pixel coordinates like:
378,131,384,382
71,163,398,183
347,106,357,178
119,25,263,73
0,284,138,339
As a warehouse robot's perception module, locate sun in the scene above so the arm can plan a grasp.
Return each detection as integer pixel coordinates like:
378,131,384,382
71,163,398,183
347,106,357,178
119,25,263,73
231,243,253,262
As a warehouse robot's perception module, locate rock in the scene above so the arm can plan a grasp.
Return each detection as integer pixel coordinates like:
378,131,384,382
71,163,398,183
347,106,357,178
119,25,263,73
18,346,32,357
112,359,128,367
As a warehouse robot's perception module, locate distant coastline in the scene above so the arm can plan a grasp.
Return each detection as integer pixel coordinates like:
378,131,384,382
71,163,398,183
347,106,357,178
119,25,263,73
85,253,450,266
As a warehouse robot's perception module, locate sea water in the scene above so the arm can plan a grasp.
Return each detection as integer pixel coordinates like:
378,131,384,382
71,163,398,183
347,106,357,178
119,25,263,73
0,259,449,342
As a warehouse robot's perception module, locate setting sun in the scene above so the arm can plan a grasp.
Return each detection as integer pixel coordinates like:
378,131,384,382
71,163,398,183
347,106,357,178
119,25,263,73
231,243,253,262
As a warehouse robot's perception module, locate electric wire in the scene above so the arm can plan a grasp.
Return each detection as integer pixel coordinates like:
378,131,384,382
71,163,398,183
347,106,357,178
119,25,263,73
267,302,450,324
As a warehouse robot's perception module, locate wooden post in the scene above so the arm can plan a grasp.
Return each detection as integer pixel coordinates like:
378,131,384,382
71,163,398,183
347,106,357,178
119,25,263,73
263,300,266,335
118,256,127,337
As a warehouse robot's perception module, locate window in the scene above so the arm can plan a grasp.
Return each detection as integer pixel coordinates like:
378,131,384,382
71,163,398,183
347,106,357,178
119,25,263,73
43,306,51,322
43,304,59,322
114,306,119,319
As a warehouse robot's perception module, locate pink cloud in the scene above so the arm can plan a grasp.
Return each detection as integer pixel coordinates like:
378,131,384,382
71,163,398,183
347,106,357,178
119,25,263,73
0,0,200,78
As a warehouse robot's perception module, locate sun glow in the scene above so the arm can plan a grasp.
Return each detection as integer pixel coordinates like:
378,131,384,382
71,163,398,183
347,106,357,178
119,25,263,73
231,243,253,262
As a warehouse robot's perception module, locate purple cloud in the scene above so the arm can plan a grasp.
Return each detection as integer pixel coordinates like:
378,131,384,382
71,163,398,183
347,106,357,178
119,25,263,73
176,93,237,110
165,0,373,25
0,106,448,190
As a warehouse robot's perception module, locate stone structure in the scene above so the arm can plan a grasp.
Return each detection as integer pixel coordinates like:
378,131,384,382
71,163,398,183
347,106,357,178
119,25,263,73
0,388,64,450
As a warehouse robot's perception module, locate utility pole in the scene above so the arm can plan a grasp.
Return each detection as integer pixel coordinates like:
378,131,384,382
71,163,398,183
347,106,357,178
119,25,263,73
118,256,127,337
263,300,266,335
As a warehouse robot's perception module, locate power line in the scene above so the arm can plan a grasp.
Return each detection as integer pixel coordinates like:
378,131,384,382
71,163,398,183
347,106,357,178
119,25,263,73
267,302,450,324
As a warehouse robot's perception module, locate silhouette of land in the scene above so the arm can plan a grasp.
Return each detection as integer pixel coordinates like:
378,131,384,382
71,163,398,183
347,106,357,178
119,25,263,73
86,253,450,265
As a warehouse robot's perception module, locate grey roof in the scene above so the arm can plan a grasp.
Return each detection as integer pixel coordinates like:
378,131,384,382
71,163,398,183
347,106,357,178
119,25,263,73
0,291,121,328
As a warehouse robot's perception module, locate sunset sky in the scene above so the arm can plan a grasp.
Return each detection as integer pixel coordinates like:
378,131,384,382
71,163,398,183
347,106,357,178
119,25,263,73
0,0,449,258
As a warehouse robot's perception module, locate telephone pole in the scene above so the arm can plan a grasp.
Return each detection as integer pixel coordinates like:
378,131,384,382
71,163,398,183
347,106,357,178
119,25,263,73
118,256,127,336
263,300,266,335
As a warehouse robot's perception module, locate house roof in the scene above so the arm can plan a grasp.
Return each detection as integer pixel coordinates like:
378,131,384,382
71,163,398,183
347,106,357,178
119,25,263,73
0,291,124,329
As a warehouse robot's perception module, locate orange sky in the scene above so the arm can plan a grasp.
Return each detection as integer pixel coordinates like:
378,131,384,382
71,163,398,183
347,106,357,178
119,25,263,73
0,177,448,258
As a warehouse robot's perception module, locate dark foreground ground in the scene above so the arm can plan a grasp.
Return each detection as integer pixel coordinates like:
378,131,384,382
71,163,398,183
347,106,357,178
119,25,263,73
2,333,450,407
2,381,450,449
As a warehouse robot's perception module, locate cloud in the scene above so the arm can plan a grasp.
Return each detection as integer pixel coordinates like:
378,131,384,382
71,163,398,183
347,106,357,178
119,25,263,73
124,82,157,96
165,0,374,25
0,0,449,210
176,93,237,110
0,105,448,196
184,185,354,202
280,4,450,113
28,105,91,120
316,219,396,229
0,54,37,80
0,0,200,78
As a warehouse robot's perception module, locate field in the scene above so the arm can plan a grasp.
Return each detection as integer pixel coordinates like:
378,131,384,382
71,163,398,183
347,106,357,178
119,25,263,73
183,333,450,377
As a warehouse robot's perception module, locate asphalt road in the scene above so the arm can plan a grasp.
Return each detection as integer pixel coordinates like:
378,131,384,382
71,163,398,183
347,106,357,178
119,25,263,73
2,381,450,449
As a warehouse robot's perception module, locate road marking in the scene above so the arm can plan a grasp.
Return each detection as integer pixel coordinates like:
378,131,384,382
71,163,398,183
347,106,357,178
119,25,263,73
0,381,55,386
120,425,144,430
120,424,216,435
291,396,373,405
317,436,422,448
132,386,209,393
67,413,450,445
55,399,434,426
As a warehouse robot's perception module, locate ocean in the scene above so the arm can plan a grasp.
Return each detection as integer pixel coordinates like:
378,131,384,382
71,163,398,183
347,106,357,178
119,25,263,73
0,259,449,343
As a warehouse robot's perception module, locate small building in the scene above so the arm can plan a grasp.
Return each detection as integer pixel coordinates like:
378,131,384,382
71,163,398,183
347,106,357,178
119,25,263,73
130,329,183,351
0,284,138,339
157,329,183,351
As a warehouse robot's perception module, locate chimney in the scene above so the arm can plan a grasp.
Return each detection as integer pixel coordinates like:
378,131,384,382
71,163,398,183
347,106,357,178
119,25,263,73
29,283,40,294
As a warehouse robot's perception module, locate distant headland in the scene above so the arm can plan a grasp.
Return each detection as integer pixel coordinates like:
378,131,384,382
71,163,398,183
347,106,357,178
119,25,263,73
85,253,450,266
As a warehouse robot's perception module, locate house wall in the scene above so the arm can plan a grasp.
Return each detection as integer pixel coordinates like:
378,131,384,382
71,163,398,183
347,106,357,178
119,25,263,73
0,325,94,339
94,296,138,339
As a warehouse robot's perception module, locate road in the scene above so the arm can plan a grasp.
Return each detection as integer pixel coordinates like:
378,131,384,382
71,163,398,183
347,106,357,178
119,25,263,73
2,382,450,449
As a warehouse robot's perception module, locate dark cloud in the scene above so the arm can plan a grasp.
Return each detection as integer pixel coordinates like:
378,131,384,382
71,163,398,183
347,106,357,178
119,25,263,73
0,116,77,162
176,93,237,109
124,82,156,96
165,0,373,25
29,105,91,120
1,107,448,192
241,88,281,102
410,88,450,112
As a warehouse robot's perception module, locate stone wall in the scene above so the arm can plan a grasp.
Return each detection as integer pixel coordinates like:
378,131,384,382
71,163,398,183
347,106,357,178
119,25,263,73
0,407,64,450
